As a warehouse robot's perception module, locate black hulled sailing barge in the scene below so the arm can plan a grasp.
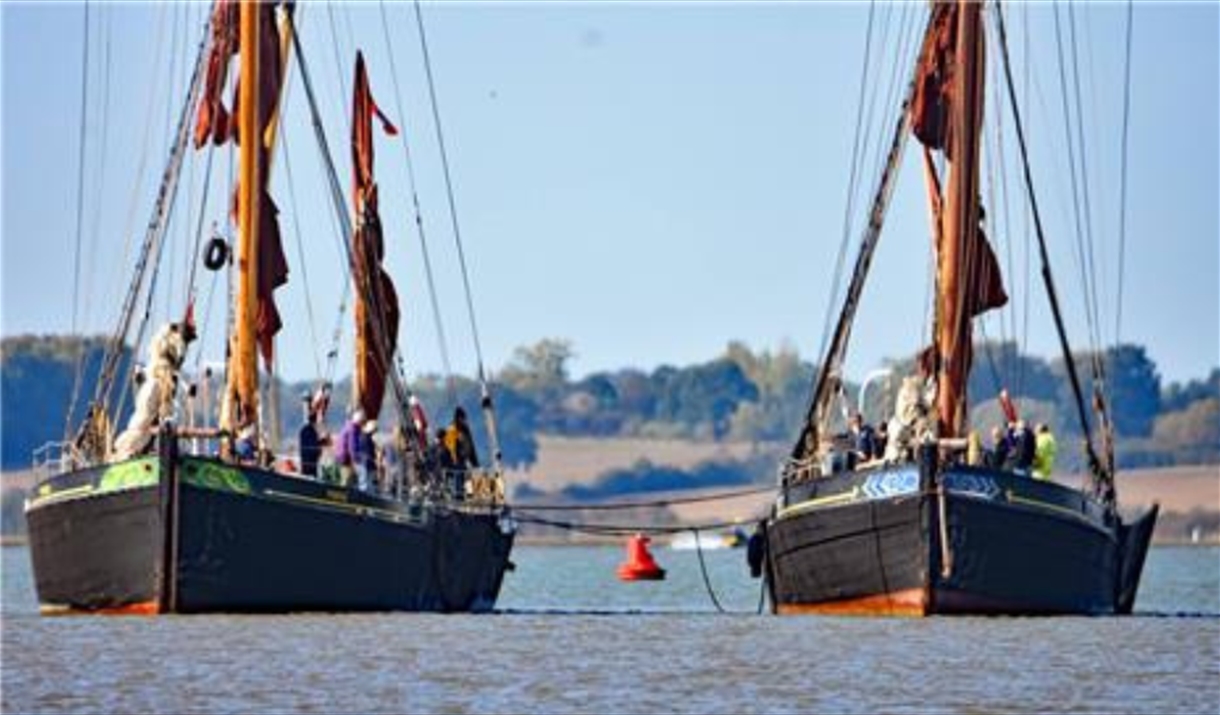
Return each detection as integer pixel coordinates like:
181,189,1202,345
753,1,1157,616
27,1,514,614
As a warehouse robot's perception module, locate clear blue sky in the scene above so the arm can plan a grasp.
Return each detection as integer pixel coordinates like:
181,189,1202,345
2,2,1217,387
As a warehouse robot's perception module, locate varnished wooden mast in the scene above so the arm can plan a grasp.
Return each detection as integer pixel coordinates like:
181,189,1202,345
936,0,985,438
224,0,262,437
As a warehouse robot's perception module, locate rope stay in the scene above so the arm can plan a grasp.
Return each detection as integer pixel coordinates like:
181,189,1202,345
819,0,878,370
64,0,93,441
515,485,776,512
82,13,211,443
378,0,458,404
793,48,924,463
411,0,503,469
288,10,415,441
1114,0,1134,346
286,12,356,386
994,1,1112,505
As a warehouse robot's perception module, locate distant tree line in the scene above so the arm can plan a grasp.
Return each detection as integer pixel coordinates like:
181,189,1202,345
2,334,1217,472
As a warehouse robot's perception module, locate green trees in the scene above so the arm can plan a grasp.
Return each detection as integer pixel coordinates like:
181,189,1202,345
1053,344,1162,438
1,335,131,469
2,334,1216,472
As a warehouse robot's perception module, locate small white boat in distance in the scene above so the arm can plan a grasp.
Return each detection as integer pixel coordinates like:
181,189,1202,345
669,528,748,551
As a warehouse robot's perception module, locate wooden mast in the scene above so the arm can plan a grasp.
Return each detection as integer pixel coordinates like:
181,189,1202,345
224,0,262,438
936,0,985,438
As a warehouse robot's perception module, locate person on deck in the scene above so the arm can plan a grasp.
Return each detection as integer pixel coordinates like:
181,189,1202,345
446,407,480,469
234,424,258,464
873,421,889,460
1010,419,1037,473
356,419,378,493
848,413,876,466
334,409,364,488
1032,423,1058,480
428,427,454,483
444,407,479,498
987,425,1010,469
297,398,329,478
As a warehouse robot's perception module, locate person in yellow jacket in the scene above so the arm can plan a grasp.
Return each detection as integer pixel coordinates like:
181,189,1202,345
1032,423,1058,480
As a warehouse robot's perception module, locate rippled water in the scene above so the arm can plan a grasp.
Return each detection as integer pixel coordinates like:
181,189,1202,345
3,544,1217,714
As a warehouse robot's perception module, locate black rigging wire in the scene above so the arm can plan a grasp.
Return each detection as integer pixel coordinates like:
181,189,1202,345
1066,3,1105,361
1114,0,1134,346
279,128,324,380
378,0,457,403
815,0,876,428
515,485,776,512
411,0,488,386
995,0,1111,502
1051,3,1101,367
64,0,92,440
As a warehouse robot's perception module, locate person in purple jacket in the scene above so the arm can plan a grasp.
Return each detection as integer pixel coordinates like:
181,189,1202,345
334,408,365,488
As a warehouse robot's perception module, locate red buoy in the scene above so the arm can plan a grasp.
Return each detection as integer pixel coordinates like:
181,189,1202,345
617,533,666,581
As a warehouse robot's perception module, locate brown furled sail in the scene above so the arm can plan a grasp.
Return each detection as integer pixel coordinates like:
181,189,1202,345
351,51,401,422
197,0,289,432
910,0,1006,438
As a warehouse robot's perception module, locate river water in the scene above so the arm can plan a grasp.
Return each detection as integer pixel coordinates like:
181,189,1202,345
2,544,1217,714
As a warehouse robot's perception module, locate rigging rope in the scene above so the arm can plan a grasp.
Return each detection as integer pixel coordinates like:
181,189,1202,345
379,0,458,404
1114,0,1134,346
1051,3,1103,365
820,0,878,370
82,5,114,338
1066,3,1105,361
288,11,413,436
89,12,209,435
286,16,356,385
512,512,757,537
994,1,1111,504
278,129,324,380
412,0,504,467
514,485,776,512
64,0,93,441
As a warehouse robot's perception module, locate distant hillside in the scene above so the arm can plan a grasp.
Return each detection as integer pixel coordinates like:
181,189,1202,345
1,335,131,470
2,334,1217,473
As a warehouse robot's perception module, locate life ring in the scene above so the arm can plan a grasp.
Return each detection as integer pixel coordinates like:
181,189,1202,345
203,237,229,271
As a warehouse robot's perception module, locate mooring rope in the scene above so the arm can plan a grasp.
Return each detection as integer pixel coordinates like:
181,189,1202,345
514,484,775,512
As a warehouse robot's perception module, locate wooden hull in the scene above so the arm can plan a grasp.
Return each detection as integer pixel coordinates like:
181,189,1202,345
25,453,514,614
764,464,1157,616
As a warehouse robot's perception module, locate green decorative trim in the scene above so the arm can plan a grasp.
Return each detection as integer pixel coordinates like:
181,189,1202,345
97,458,160,493
181,460,252,495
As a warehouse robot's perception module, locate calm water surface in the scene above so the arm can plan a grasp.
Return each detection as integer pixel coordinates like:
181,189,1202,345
2,544,1217,714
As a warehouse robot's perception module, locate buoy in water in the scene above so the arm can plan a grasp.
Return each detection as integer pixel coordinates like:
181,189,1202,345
617,533,666,581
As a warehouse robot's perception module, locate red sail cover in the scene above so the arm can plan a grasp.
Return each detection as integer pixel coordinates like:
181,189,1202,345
912,2,1007,319
911,2,957,156
194,0,288,365
351,51,400,421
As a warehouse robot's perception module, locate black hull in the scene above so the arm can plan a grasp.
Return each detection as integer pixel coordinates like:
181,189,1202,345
26,454,514,614
764,464,1157,616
